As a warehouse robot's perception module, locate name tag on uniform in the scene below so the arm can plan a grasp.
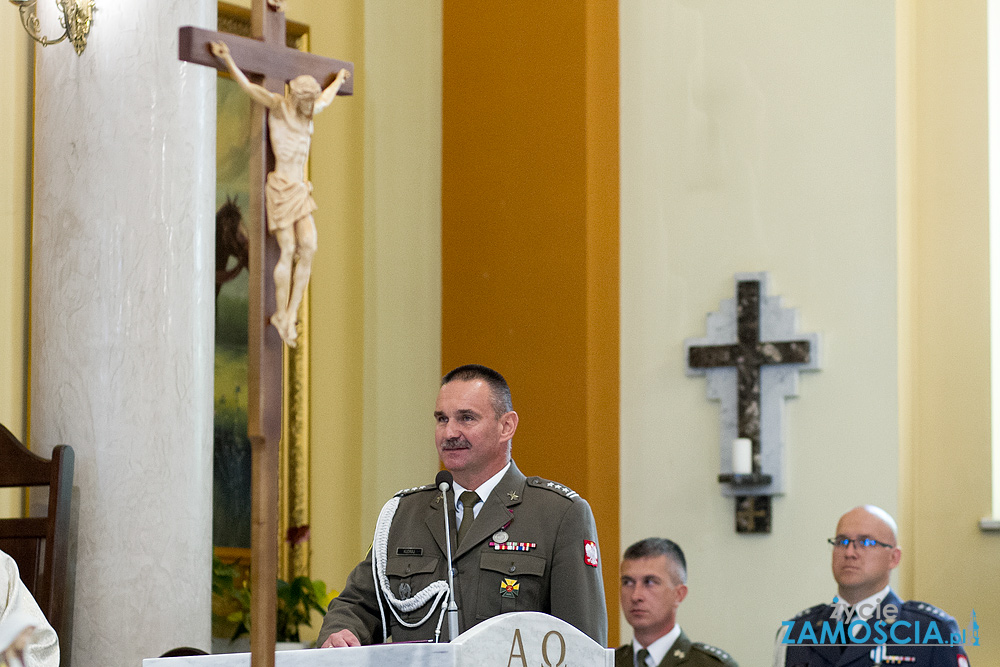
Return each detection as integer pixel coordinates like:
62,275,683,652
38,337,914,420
396,547,423,556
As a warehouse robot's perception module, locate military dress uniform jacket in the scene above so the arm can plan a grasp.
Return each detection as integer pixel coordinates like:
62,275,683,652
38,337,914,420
779,589,970,667
318,461,608,646
615,631,738,667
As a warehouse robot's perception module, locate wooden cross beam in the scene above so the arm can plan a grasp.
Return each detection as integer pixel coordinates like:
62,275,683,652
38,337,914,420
178,3,352,665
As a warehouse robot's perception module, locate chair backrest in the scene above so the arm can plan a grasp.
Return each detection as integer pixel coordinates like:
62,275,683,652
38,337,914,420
0,422,75,666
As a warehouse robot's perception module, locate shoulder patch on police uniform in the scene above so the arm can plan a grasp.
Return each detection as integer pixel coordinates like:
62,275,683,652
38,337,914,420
394,483,435,497
691,642,735,665
791,603,828,620
526,477,579,499
902,600,956,622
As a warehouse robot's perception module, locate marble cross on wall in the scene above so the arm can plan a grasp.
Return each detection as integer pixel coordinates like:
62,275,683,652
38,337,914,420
684,272,821,500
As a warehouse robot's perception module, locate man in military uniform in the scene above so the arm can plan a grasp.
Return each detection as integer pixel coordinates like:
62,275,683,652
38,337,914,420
318,364,607,647
775,505,970,667
617,538,737,667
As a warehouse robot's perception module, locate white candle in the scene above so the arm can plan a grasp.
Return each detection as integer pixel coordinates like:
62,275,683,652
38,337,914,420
732,438,753,475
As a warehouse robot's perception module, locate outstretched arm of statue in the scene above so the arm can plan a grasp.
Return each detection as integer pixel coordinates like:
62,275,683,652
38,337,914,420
313,68,351,115
210,41,282,109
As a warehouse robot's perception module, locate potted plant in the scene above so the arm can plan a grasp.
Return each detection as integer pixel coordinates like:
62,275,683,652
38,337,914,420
212,554,334,650
276,575,329,645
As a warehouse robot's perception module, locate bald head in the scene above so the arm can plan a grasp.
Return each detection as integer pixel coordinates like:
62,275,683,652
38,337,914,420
838,505,898,544
831,505,901,604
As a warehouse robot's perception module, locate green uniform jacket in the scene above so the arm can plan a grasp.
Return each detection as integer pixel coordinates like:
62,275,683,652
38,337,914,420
318,461,608,646
616,630,739,667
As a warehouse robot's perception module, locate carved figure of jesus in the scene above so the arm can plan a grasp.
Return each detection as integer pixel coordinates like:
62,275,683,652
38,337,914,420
211,41,350,346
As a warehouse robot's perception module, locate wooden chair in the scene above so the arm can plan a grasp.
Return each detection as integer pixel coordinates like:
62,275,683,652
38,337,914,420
0,422,75,666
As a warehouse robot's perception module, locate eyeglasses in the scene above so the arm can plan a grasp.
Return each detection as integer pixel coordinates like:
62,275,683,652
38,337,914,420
828,537,895,550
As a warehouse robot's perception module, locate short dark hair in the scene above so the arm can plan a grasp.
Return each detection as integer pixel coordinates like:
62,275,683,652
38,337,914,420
623,537,687,584
441,364,513,418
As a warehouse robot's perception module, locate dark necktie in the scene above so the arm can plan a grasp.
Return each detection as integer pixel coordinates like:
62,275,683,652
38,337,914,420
456,491,479,544
636,647,650,667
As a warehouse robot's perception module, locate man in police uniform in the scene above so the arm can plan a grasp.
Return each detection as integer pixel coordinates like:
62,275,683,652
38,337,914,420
617,538,737,667
318,364,607,647
775,505,970,667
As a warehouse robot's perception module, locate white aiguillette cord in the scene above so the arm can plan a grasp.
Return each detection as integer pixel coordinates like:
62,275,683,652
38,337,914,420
371,495,451,643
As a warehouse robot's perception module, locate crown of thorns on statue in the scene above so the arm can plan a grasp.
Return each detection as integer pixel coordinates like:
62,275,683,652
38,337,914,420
289,75,321,100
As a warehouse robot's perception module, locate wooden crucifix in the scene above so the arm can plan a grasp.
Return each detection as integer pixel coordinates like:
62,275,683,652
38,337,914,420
178,3,352,665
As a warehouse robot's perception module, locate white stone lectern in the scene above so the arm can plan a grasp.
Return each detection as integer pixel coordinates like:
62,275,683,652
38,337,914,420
142,612,614,667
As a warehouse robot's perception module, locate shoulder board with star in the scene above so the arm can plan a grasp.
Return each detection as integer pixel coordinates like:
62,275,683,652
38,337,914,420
791,603,828,620
394,483,436,497
526,477,580,499
902,600,957,623
691,642,735,665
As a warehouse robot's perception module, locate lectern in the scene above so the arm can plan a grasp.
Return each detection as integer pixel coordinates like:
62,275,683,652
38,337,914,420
142,612,614,667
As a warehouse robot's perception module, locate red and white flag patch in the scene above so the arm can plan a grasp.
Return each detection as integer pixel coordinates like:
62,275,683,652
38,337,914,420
584,540,599,567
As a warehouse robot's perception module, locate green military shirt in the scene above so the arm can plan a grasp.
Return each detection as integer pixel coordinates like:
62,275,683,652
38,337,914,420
616,630,738,667
318,461,607,645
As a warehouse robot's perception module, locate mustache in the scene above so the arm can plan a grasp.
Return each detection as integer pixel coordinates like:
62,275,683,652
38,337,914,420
441,437,471,451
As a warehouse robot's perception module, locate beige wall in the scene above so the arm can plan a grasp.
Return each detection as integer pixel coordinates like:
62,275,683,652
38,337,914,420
620,1,994,665
900,1,998,664
620,2,898,665
0,8,32,518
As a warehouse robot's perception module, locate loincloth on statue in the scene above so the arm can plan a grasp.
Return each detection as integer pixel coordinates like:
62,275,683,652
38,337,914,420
265,172,318,232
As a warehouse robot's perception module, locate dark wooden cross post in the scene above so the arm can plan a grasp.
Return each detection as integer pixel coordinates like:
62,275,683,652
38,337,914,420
687,278,812,532
178,4,352,665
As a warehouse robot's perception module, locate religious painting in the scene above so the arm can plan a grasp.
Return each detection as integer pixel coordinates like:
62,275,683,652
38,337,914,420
213,1,312,580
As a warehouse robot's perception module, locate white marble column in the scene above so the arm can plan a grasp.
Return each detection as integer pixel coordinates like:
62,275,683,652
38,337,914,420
29,0,216,664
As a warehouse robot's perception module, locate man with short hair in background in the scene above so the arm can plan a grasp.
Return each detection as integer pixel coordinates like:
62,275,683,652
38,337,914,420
618,538,737,667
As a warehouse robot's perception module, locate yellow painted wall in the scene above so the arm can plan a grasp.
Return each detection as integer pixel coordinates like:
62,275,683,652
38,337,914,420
440,0,621,642
899,1,998,664
276,0,443,640
279,0,370,618
0,7,32,518
222,0,442,638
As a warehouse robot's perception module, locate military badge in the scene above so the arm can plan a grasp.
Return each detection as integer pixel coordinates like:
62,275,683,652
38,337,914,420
584,539,599,567
500,578,519,598
398,582,411,600
490,541,536,551
492,530,509,543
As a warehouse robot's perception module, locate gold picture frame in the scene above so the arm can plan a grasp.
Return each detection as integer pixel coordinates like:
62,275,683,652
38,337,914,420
213,1,311,583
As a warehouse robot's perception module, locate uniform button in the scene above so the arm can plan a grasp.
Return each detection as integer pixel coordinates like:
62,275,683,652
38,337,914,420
509,564,516,573
405,565,411,574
